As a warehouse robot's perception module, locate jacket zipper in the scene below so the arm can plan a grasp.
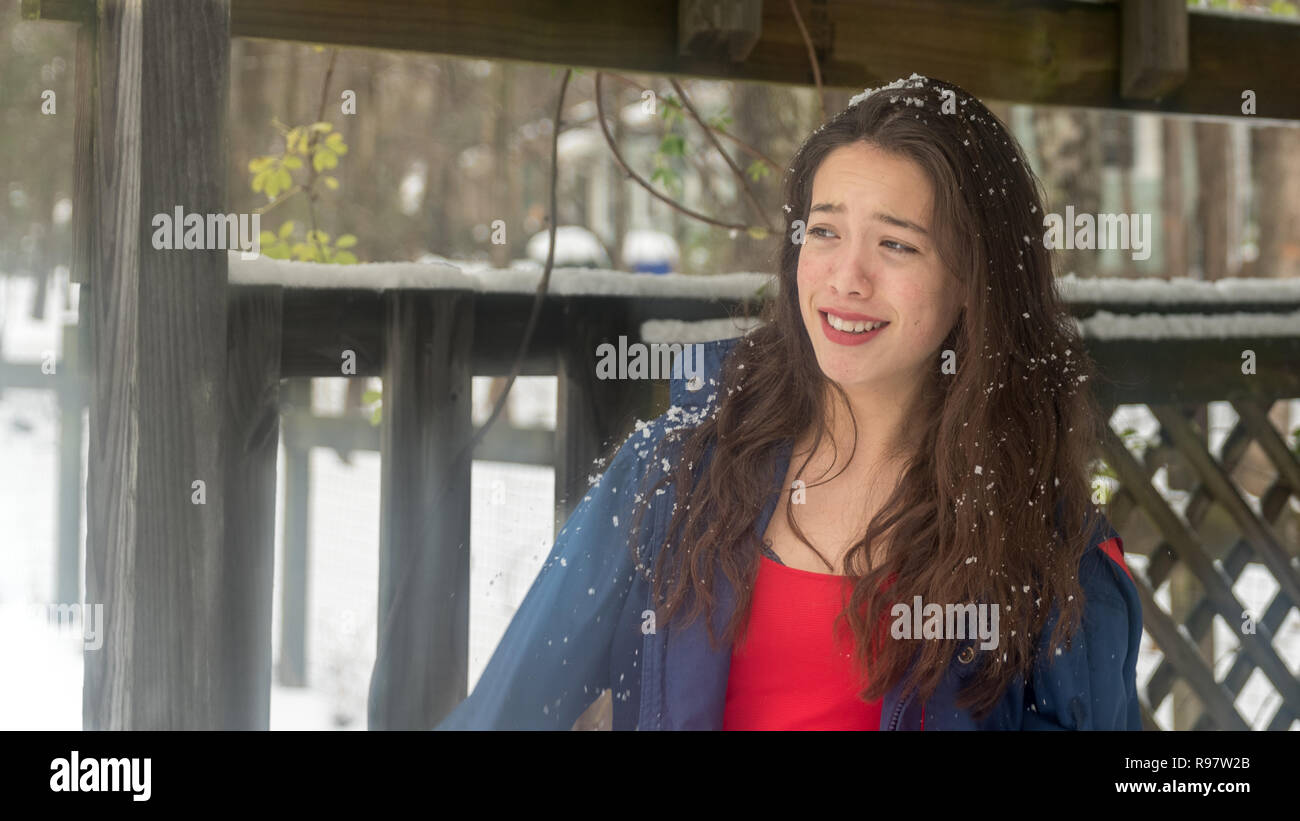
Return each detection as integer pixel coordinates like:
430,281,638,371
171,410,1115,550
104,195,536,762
887,689,913,730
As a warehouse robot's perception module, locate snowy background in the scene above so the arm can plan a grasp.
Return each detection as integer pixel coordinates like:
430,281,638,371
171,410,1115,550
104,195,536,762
1,268,1297,730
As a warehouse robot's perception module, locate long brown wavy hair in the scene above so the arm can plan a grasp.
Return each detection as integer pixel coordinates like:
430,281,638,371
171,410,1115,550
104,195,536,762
625,75,1109,719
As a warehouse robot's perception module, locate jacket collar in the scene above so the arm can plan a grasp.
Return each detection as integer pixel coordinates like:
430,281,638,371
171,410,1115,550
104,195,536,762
666,335,739,417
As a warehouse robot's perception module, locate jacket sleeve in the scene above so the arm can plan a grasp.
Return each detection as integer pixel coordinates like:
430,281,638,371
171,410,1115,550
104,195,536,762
434,425,653,730
1022,535,1144,730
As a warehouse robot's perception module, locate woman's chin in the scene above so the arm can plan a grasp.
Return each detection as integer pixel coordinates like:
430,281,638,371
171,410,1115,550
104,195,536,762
815,360,876,389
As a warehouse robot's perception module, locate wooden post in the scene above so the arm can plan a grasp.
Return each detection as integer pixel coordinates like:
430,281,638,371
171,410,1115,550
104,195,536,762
54,323,84,605
370,290,474,729
554,306,654,532
83,0,234,729
277,378,312,687
219,285,283,728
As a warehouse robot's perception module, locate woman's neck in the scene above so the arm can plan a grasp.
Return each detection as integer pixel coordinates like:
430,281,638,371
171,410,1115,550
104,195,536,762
798,376,924,482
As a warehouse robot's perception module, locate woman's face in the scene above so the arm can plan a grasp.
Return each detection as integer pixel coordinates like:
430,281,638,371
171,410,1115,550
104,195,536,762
796,141,963,399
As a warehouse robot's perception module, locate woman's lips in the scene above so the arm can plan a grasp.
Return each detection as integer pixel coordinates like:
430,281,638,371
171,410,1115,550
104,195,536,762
819,310,888,346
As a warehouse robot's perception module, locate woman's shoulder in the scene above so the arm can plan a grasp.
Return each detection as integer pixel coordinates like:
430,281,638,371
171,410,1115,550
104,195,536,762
1075,511,1137,612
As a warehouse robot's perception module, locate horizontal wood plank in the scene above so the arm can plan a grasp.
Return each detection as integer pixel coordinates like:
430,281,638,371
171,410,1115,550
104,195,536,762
28,0,1300,120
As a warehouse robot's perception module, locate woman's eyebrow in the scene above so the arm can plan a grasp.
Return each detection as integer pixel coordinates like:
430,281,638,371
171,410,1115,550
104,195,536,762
874,211,930,236
809,201,930,236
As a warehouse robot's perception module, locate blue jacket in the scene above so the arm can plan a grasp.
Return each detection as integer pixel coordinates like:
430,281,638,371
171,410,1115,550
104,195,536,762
436,336,1143,730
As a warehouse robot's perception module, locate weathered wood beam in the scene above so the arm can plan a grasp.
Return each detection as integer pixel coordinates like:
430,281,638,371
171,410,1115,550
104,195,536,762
277,289,748,377
370,291,474,729
83,0,234,729
1120,0,1188,100
239,0,1300,121
1088,337,1300,407
27,0,1300,120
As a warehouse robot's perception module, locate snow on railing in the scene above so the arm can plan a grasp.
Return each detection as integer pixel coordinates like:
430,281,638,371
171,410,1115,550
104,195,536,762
228,251,771,300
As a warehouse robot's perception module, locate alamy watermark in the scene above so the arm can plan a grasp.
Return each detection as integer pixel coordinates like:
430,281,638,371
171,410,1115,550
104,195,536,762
595,336,704,382
151,206,260,259
1042,206,1152,261
890,595,1000,650
31,601,104,651
50,751,150,801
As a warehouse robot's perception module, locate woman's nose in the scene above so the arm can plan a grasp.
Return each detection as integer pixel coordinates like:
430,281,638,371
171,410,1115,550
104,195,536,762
828,248,873,298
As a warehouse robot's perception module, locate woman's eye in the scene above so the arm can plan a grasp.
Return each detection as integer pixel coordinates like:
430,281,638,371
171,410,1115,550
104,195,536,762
809,226,836,240
883,240,918,254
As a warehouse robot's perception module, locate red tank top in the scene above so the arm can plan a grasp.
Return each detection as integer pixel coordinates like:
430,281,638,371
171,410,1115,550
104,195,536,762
723,555,883,730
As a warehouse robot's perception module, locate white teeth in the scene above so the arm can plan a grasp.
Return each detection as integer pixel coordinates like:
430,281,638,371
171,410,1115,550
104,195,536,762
826,313,886,333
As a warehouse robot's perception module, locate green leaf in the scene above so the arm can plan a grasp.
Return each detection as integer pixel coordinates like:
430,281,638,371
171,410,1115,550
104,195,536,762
282,155,303,170
321,176,339,190
659,133,686,157
334,250,358,265
370,405,382,426
335,234,357,248
313,149,338,172
324,132,348,154
278,220,296,239
362,388,382,404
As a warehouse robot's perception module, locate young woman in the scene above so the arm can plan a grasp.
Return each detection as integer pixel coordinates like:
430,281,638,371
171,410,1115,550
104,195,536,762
436,74,1142,731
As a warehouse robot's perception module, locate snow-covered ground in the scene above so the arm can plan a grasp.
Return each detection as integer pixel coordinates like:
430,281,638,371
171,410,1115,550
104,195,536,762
2,270,1297,730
